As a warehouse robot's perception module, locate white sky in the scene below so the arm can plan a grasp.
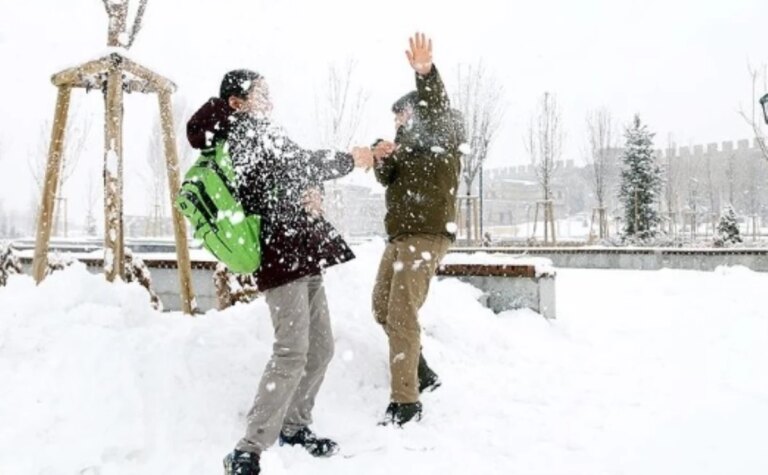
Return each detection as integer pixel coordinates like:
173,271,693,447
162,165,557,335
1,0,768,216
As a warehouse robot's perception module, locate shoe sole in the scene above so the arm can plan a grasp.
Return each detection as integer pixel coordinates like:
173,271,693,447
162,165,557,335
420,380,442,394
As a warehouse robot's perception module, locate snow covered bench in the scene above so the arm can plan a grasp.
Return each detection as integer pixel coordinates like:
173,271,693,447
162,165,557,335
437,253,557,319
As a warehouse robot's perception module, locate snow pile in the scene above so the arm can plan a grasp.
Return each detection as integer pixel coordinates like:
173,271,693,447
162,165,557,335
1,242,767,475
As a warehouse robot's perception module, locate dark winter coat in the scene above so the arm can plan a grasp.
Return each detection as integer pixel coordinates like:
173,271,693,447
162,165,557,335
374,66,463,241
187,98,355,291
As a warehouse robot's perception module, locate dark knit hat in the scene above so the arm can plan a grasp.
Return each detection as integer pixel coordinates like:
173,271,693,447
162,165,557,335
220,69,262,100
392,91,419,113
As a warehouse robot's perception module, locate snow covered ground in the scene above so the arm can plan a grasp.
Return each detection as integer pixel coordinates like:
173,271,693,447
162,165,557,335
1,241,767,475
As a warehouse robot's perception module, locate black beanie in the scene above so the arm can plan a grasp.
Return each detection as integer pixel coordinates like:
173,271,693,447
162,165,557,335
392,91,419,113
220,69,262,100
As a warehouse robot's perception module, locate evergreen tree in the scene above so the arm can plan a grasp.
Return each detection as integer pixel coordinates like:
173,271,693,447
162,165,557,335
715,205,742,246
619,115,662,240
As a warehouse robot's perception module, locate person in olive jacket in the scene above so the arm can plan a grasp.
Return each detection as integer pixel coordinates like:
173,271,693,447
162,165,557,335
371,33,464,426
188,69,373,474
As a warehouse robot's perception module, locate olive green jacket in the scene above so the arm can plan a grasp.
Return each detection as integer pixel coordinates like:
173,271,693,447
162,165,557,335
375,66,464,241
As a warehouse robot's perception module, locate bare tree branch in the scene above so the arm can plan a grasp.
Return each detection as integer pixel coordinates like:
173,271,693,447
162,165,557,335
453,63,505,195
526,92,563,202
585,108,616,211
316,60,369,150
127,0,149,49
739,64,768,161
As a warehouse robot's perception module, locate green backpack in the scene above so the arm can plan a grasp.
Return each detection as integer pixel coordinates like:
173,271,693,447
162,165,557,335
175,142,262,274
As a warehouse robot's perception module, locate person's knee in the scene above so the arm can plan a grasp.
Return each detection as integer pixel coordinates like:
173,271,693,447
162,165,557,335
272,337,310,372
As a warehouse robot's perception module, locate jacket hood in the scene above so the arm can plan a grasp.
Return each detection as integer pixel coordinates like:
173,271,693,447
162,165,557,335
186,97,235,150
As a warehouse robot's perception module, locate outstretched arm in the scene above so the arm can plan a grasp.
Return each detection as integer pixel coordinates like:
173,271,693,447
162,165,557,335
406,33,450,118
282,139,372,182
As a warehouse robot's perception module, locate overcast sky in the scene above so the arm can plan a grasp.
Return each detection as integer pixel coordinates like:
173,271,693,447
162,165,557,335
1,0,768,216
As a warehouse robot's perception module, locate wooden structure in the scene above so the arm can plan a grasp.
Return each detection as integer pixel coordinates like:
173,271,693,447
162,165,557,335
456,196,481,245
531,200,557,244
31,0,196,314
588,207,609,242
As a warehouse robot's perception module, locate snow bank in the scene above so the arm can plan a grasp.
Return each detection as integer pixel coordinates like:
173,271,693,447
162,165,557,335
1,243,767,475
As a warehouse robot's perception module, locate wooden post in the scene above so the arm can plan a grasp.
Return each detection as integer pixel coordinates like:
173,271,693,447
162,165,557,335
159,90,196,315
106,0,129,47
472,198,481,244
103,66,125,282
32,86,72,283
548,201,557,245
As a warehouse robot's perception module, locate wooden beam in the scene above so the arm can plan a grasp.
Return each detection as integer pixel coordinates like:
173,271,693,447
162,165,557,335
437,264,537,279
106,0,128,47
51,57,111,88
103,66,125,282
158,90,196,315
32,86,72,283
123,57,176,93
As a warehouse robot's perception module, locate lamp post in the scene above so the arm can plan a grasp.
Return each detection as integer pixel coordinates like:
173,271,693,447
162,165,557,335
760,93,768,125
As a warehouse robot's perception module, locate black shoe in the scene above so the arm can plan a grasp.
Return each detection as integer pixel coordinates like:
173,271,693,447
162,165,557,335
223,449,260,475
418,353,441,393
380,401,423,427
279,426,339,457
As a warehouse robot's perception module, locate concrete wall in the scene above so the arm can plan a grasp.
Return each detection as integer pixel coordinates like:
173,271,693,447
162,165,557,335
20,247,768,313
454,248,768,272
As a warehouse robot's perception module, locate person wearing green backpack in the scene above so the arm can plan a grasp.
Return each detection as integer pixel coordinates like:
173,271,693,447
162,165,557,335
187,69,373,475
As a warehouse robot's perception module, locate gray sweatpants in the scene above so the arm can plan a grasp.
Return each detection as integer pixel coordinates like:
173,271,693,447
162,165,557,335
236,275,334,454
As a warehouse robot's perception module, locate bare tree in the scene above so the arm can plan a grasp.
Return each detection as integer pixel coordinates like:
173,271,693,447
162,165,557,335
453,62,505,242
140,98,192,237
28,111,91,237
662,134,682,235
585,108,616,238
740,64,768,162
526,92,563,242
703,152,719,234
84,175,99,236
315,60,369,150
725,151,737,206
314,60,369,235
101,0,150,49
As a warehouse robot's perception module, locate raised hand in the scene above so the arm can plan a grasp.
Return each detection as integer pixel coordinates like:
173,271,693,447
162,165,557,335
406,32,433,76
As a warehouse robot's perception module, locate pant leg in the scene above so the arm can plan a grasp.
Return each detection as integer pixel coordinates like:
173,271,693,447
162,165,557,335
236,277,312,454
281,275,335,435
387,234,451,403
372,241,398,329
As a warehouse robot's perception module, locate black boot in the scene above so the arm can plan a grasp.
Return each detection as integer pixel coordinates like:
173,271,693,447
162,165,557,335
380,401,423,427
223,449,260,475
279,426,339,457
418,352,441,393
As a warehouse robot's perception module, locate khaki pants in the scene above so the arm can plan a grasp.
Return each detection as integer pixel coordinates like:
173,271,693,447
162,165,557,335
236,275,334,454
372,234,450,403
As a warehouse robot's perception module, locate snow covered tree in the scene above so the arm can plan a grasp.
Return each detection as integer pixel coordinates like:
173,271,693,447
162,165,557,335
214,263,260,310
715,205,742,247
0,244,22,287
619,115,662,240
